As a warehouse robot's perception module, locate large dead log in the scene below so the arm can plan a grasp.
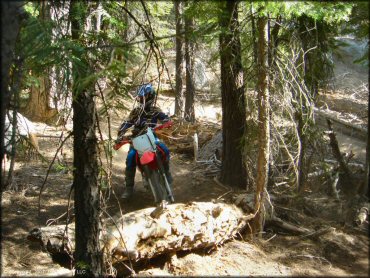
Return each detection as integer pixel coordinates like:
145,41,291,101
155,119,217,155
28,202,253,264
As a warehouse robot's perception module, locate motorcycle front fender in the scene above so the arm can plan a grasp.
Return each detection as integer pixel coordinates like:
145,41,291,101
140,151,156,166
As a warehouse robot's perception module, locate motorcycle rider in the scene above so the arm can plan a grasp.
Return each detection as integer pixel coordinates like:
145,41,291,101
115,83,173,199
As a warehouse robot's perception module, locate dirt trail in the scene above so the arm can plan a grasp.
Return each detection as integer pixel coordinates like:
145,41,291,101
2,102,369,277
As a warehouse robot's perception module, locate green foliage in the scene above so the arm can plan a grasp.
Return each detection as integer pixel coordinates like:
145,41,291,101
24,2,39,17
341,2,369,66
53,162,71,174
260,2,353,23
75,261,91,271
18,15,55,74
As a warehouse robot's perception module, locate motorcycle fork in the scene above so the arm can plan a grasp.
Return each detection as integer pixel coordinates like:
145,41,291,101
155,152,174,203
143,165,160,203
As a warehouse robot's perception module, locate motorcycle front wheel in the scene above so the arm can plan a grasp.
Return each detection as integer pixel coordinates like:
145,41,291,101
143,166,169,204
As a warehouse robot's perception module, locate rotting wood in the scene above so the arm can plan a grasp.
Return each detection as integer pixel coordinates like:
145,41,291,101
28,202,253,264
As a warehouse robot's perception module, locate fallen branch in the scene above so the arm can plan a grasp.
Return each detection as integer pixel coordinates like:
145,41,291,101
265,216,312,235
299,226,336,239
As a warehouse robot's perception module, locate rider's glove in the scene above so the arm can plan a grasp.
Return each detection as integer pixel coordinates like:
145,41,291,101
115,132,126,144
114,137,122,144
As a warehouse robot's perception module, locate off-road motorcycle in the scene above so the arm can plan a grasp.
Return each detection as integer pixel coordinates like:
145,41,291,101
113,121,175,204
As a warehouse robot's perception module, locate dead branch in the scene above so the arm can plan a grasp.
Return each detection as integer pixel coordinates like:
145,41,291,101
38,132,72,216
265,215,312,235
326,119,351,178
299,226,336,239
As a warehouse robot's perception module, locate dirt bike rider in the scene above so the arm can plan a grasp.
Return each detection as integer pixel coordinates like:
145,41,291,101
115,83,173,199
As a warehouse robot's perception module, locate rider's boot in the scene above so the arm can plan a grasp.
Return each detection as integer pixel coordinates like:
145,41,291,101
122,167,135,199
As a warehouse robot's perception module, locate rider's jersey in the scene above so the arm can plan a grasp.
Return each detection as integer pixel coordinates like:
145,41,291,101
118,106,170,137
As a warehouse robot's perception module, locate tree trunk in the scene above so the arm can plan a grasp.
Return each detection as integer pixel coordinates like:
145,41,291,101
174,0,184,118
21,73,59,124
184,1,195,123
252,15,270,236
362,90,369,195
21,1,58,125
70,0,102,276
0,2,25,189
5,59,24,189
250,4,258,66
219,1,247,188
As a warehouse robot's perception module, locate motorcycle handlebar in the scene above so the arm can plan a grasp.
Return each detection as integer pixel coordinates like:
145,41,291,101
113,120,173,150
154,120,173,131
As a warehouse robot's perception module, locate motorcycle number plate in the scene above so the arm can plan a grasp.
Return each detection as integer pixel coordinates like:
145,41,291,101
132,128,157,155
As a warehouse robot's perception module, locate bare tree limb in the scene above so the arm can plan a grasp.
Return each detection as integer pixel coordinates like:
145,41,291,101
38,132,72,216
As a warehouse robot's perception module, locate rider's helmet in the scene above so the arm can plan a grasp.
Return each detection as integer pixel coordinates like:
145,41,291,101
137,83,155,109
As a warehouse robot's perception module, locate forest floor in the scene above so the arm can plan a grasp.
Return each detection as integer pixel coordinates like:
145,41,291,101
1,83,369,277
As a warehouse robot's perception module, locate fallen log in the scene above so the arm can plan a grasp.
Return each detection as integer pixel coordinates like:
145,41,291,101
314,107,367,141
28,202,253,264
265,216,312,235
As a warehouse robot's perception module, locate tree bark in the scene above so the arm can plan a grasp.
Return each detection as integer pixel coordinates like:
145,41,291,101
363,90,369,195
219,1,247,188
184,1,195,123
250,4,258,66
0,2,25,189
252,15,270,236
21,74,59,124
5,59,24,189
70,0,102,276
21,1,58,125
174,0,184,118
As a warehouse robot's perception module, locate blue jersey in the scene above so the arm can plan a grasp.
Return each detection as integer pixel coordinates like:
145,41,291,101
118,106,170,137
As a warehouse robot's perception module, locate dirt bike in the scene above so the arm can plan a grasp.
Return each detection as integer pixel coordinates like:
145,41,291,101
113,121,175,204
